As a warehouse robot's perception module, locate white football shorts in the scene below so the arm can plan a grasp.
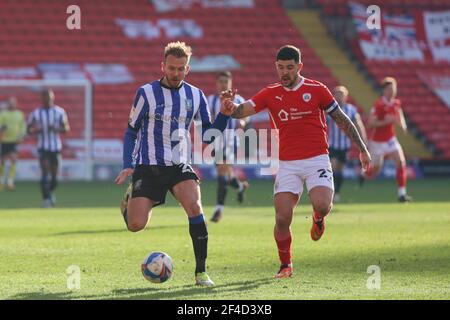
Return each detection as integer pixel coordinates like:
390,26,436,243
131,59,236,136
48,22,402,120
368,136,402,167
274,154,334,196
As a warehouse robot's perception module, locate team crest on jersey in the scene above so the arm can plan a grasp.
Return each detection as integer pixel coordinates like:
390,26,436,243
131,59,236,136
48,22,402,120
303,93,311,102
185,99,193,111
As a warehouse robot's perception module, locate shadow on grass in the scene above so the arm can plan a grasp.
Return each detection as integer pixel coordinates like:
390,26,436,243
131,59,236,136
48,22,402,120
110,277,274,300
6,278,273,300
51,225,186,236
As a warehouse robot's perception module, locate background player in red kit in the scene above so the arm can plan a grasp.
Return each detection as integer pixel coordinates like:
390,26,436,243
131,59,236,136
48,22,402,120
222,45,371,278
366,77,412,202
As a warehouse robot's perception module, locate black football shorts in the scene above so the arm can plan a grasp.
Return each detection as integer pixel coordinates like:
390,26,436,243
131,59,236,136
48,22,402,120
130,164,199,206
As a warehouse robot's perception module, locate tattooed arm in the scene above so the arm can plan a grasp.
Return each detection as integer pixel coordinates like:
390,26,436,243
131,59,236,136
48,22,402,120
353,112,368,144
330,107,371,171
221,99,256,119
231,102,256,119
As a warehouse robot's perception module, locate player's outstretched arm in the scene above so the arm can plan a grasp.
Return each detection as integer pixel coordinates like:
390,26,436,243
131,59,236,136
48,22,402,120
396,108,408,133
353,112,368,144
230,102,256,119
330,107,371,171
219,89,256,119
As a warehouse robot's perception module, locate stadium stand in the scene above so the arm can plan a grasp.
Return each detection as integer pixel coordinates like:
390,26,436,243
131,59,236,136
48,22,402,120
0,0,340,141
1,0,447,158
317,0,450,158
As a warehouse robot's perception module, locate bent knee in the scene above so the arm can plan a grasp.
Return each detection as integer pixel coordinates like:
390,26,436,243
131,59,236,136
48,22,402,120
313,202,332,216
126,220,147,232
186,201,202,216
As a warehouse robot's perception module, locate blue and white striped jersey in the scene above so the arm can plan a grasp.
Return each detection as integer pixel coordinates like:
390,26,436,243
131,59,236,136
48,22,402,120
128,80,212,166
27,106,69,152
207,94,245,130
327,103,357,150
207,93,245,148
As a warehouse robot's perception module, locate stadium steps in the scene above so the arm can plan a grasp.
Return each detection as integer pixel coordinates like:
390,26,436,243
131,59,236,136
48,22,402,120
286,9,432,158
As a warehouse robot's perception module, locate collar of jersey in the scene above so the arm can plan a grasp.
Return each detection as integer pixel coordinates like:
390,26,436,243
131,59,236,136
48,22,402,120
160,78,184,90
281,76,305,92
382,96,395,106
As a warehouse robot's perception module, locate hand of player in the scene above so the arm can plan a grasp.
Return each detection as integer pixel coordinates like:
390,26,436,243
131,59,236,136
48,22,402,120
220,98,238,116
115,168,134,185
30,124,42,134
220,89,236,103
359,149,371,173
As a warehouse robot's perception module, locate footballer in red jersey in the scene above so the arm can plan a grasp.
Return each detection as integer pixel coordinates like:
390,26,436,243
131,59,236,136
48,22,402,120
221,45,371,278
366,77,412,203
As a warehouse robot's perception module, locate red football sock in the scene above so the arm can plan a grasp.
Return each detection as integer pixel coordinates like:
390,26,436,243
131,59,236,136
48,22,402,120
274,230,292,266
396,165,407,188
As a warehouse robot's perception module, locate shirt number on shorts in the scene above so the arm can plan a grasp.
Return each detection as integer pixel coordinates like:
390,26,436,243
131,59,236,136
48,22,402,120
179,163,194,174
317,169,332,178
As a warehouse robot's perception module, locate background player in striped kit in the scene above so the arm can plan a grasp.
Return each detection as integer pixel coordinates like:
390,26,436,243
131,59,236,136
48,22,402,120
27,89,70,208
114,42,237,286
208,71,249,223
0,97,26,191
327,86,367,203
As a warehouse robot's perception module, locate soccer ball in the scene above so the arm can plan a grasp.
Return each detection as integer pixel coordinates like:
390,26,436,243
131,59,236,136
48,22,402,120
141,251,173,283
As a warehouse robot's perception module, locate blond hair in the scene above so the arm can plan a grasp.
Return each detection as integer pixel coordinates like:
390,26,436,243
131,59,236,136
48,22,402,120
334,85,349,96
164,41,192,61
381,77,397,89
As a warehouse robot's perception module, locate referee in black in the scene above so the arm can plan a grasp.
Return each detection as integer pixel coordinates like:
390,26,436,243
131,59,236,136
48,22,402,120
27,89,70,208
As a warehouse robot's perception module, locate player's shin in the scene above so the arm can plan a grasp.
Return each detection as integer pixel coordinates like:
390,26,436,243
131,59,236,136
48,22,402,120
50,175,58,192
188,213,208,274
396,165,407,196
8,162,16,184
0,162,4,185
313,208,330,221
274,228,292,266
217,176,228,206
40,175,51,200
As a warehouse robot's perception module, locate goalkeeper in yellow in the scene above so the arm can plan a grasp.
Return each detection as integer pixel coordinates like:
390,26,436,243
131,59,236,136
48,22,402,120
0,97,26,191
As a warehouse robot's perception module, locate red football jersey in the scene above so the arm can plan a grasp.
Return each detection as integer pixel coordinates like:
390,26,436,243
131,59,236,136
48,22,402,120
370,96,401,142
249,77,338,161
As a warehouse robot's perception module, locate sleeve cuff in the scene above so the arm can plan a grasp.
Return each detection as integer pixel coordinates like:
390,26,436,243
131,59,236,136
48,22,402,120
325,101,339,114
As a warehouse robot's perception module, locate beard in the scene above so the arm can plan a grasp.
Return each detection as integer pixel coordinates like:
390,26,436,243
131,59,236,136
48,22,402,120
164,76,183,88
281,73,298,88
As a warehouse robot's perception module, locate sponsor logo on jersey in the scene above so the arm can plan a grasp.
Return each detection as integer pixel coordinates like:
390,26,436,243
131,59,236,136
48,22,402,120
278,109,289,121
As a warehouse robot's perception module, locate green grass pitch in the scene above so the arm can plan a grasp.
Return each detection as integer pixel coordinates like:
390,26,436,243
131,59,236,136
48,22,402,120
0,178,449,300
